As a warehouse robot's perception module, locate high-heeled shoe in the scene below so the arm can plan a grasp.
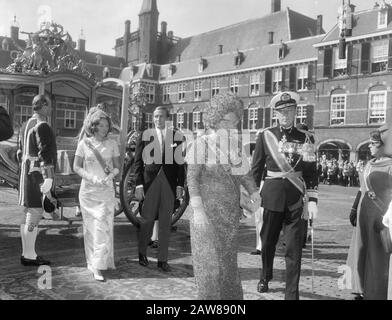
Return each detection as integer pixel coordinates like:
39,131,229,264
93,272,105,282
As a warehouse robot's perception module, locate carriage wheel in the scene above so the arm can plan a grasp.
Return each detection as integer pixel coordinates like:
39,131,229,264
120,158,189,228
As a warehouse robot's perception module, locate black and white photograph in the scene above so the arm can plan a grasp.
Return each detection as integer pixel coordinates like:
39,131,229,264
0,0,391,304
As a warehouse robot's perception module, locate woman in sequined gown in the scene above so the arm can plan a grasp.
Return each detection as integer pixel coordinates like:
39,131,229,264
186,93,260,300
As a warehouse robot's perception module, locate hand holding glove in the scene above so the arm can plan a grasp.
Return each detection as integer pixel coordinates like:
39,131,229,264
250,191,261,212
350,209,357,227
135,187,145,202
40,178,53,194
308,201,318,220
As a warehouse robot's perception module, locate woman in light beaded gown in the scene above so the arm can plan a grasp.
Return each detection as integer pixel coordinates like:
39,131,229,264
186,93,260,300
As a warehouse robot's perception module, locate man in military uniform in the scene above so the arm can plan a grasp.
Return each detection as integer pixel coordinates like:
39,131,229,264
18,94,57,266
251,91,318,300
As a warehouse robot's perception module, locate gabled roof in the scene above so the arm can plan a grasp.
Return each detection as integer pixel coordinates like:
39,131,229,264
321,7,392,43
159,35,323,82
166,8,323,63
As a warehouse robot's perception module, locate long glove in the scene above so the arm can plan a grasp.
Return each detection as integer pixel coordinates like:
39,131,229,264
349,190,362,227
382,201,392,239
75,168,104,185
308,201,318,220
40,178,53,194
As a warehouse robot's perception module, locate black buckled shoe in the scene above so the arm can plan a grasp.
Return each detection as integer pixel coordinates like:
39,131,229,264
157,261,171,272
150,241,158,249
138,253,149,267
250,250,261,255
257,279,269,293
21,256,51,266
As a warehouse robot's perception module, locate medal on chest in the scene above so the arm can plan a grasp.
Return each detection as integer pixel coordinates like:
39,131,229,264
278,134,298,165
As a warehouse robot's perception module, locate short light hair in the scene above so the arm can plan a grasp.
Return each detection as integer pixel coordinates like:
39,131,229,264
203,93,244,130
83,104,113,137
154,106,170,118
32,94,50,112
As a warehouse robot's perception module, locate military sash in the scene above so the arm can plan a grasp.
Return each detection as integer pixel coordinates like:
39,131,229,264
263,129,305,194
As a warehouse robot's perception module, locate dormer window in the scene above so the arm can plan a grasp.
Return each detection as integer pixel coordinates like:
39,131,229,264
103,66,110,79
378,9,388,29
235,50,244,66
146,63,153,77
168,64,175,77
198,58,206,73
96,54,102,66
278,41,288,60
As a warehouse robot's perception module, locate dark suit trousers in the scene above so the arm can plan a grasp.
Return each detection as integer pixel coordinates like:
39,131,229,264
138,168,175,262
260,208,305,300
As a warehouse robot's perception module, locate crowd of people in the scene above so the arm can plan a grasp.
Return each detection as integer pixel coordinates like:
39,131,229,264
318,157,365,187
1,90,392,300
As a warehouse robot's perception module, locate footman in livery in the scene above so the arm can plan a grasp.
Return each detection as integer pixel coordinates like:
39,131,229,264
18,94,57,267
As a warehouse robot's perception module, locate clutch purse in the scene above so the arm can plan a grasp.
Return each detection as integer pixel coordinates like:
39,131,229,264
380,227,392,254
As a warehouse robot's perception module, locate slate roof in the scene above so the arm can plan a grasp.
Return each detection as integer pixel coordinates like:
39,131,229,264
78,50,125,68
158,35,323,82
321,7,392,43
167,8,324,63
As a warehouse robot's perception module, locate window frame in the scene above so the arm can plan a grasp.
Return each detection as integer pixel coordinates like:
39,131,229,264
330,94,347,126
272,68,283,94
163,85,170,104
146,113,154,129
230,75,239,94
63,109,77,129
193,109,202,130
271,109,279,127
368,90,387,125
177,110,185,129
249,73,260,96
297,65,309,92
194,80,202,101
295,104,307,125
378,10,388,29
211,79,220,97
333,46,348,77
370,39,389,73
178,83,186,102
248,106,258,131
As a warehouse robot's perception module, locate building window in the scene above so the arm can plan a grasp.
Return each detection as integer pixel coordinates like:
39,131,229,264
249,73,260,96
194,81,202,101
330,94,346,126
177,110,185,129
146,113,154,129
248,107,258,130
163,85,170,104
193,108,202,130
368,91,387,124
130,115,138,131
178,83,186,102
297,65,309,91
15,105,32,124
64,110,76,129
333,47,347,77
271,109,279,127
211,79,220,97
230,75,239,94
146,85,155,103
371,40,389,73
378,10,388,29
296,105,307,125
272,69,283,93
96,55,102,65
0,95,9,113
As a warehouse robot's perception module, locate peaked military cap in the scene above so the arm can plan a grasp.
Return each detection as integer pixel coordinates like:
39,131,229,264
270,91,300,110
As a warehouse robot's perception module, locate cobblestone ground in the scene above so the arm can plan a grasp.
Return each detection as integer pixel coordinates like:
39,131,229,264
0,184,357,300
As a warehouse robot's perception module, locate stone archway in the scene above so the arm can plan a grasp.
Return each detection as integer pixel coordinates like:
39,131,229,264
317,139,352,161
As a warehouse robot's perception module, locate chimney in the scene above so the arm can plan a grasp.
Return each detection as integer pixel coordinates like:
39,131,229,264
271,0,281,13
124,20,131,65
161,21,167,36
10,15,19,40
218,44,223,54
316,15,323,35
78,28,86,56
268,32,274,44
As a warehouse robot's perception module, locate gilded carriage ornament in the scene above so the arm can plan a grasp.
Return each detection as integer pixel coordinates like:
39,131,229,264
0,22,95,82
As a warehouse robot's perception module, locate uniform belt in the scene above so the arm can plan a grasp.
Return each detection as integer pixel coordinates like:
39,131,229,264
266,170,303,180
